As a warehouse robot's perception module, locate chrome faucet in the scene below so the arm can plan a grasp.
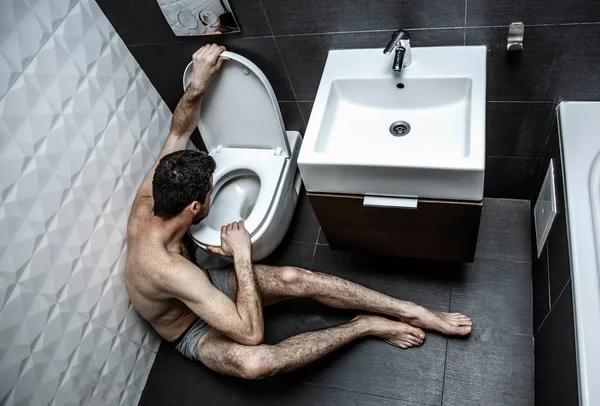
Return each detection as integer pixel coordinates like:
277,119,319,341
383,30,411,72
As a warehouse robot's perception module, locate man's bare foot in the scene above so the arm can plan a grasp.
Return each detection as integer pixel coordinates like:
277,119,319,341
356,315,425,349
400,306,473,336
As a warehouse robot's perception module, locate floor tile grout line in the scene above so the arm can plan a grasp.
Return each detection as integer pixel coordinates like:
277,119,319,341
440,285,453,405
309,241,319,270
0,0,80,103
300,381,435,405
534,277,571,335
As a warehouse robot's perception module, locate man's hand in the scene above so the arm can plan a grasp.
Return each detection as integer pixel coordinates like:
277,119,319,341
207,221,251,258
189,44,228,94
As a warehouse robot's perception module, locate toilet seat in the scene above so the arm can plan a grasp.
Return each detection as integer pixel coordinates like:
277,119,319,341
188,147,287,247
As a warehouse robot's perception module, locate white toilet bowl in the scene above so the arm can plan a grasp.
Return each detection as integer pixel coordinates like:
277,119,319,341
182,51,302,261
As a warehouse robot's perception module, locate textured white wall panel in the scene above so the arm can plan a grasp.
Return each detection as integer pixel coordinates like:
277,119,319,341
0,0,170,404
0,0,78,98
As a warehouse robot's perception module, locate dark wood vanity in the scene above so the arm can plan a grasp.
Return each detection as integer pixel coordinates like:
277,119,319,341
308,192,483,262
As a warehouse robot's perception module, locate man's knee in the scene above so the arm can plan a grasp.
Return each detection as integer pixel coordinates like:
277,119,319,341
238,351,274,380
278,266,312,285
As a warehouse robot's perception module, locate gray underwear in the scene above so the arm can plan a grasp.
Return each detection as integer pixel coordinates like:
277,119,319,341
173,264,234,360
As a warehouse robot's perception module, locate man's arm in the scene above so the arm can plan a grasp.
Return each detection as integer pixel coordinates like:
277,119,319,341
163,258,263,345
133,44,227,204
165,221,264,345
207,221,264,344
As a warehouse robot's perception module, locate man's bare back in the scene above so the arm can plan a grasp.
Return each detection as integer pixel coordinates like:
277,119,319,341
124,196,199,342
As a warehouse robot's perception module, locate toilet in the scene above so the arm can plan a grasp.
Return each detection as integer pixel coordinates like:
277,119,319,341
182,51,302,261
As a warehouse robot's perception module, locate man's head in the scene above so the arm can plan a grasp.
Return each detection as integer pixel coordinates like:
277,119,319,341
152,150,216,224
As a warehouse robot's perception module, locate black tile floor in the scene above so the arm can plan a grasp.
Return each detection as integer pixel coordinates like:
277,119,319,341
138,196,533,406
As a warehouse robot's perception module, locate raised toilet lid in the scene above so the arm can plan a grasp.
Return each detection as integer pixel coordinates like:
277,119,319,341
183,51,291,157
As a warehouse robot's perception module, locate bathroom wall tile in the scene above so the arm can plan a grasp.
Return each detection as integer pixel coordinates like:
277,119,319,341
54,320,115,406
129,36,295,111
57,217,124,317
450,259,532,336
467,0,600,26
0,283,55,402
120,347,156,406
534,282,578,406
91,335,140,405
486,102,555,158
442,331,533,406
142,329,162,354
466,25,600,102
0,0,142,282
530,117,559,202
547,212,571,305
299,102,314,124
226,0,272,38
10,306,87,406
276,28,464,101
484,157,539,199
476,198,531,263
119,303,151,346
96,0,270,46
279,101,306,134
0,274,17,312
94,0,176,45
92,252,131,333
318,228,329,245
532,246,550,334
0,0,78,98
283,190,321,244
261,0,466,36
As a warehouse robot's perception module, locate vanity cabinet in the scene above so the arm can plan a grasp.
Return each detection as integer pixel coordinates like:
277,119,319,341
308,192,482,262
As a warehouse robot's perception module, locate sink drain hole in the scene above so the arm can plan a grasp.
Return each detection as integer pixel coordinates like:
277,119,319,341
390,121,411,136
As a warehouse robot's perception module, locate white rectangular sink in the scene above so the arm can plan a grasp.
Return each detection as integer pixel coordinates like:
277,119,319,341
298,46,487,201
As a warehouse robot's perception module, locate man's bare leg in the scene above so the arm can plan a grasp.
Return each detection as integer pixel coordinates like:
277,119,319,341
228,265,472,336
196,314,424,379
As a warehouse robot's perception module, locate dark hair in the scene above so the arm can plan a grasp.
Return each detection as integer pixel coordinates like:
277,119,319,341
152,150,216,219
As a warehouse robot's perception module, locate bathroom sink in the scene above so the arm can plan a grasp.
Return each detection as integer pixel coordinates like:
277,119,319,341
298,46,487,201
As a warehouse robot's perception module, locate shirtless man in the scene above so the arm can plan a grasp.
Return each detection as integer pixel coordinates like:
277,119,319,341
124,44,473,380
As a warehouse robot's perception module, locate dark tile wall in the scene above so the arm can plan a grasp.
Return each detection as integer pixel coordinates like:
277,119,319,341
529,113,579,404
96,0,600,199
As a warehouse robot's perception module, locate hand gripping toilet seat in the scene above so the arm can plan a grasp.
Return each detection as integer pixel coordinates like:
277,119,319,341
183,51,292,157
